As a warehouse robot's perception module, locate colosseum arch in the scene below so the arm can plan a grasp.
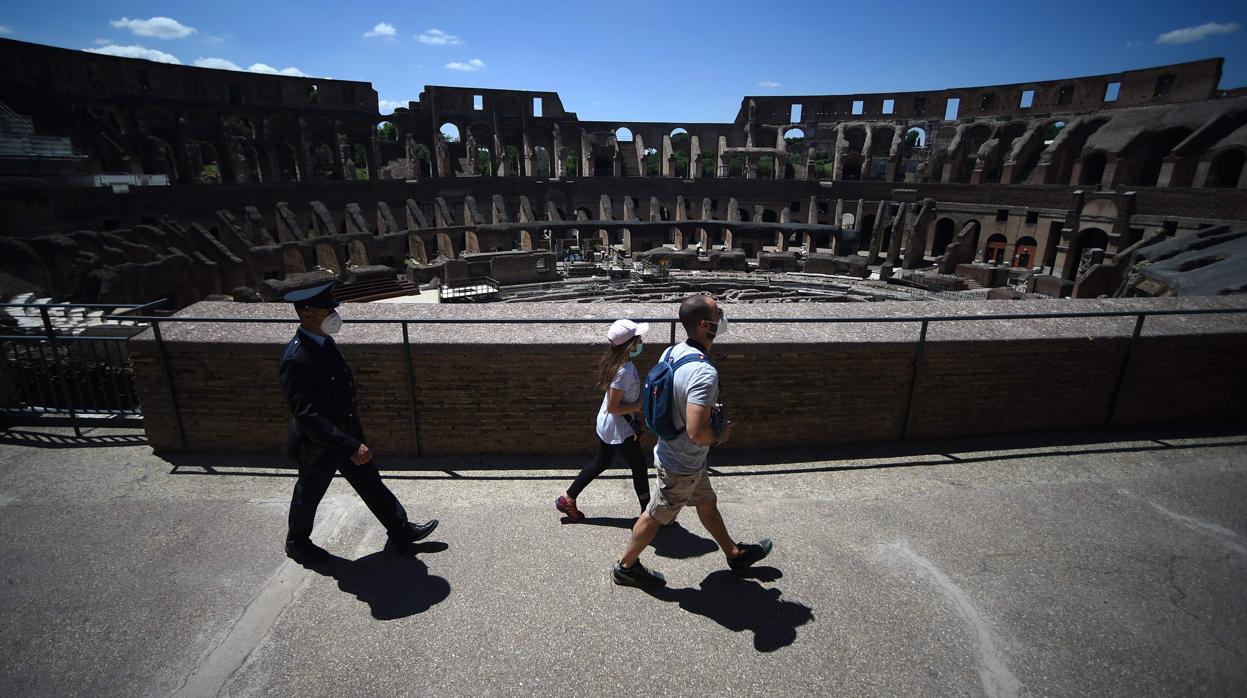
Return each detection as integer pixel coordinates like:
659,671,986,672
1132,127,1195,187
669,128,691,178
1206,148,1246,188
931,216,956,256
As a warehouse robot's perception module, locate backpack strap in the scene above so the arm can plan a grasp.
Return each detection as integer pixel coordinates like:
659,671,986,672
669,353,707,371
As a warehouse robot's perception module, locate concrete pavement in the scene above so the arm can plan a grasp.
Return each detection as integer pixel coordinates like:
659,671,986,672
0,426,1244,696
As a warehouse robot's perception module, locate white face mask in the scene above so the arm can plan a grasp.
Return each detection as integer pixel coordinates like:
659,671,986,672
320,311,343,335
716,313,729,337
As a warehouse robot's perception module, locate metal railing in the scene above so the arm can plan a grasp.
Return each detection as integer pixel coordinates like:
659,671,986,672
102,303,1247,455
0,300,160,435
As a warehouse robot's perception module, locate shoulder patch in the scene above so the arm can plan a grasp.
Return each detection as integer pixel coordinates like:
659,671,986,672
282,337,301,362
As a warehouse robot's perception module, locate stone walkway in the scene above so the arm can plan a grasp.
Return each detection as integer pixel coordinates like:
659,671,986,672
0,426,1244,696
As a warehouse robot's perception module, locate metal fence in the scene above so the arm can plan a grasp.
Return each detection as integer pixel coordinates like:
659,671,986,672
0,300,159,435
98,303,1247,455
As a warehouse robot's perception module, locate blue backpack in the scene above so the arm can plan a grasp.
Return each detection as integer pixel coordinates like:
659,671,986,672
643,347,711,440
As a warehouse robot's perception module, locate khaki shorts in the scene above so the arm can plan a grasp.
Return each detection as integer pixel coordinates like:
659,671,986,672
646,466,716,525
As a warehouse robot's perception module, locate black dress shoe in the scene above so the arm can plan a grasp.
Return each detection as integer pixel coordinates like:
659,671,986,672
387,520,439,552
285,539,330,564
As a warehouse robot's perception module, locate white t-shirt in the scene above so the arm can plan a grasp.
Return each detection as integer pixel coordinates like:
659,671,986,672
654,342,719,474
595,362,641,444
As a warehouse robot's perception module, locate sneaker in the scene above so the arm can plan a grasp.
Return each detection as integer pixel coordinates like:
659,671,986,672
285,539,330,564
612,560,666,589
555,495,585,523
728,539,773,573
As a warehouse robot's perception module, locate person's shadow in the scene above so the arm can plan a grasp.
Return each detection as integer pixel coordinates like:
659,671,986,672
303,542,452,620
570,517,719,559
647,567,814,652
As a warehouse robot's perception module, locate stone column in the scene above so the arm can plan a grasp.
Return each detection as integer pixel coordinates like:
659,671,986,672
580,130,592,177
885,202,909,267
661,135,673,177
717,136,727,178
867,200,889,265
690,136,701,179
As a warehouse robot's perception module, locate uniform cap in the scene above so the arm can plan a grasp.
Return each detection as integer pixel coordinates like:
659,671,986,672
283,281,339,309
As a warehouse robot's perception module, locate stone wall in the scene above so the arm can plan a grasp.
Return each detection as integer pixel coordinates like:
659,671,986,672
128,298,1247,458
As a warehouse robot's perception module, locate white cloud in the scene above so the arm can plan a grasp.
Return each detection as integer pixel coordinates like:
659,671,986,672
446,58,485,71
1155,21,1240,45
92,38,112,46
85,44,182,64
418,29,462,45
247,63,308,77
193,57,242,70
0,25,12,35
109,16,196,40
204,34,230,45
758,80,781,88
364,22,396,38
194,57,309,77
378,99,411,113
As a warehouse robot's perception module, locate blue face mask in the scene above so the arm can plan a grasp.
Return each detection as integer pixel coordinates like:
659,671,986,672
629,341,644,358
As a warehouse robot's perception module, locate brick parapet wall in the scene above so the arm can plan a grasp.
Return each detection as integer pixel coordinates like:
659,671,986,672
128,298,1247,458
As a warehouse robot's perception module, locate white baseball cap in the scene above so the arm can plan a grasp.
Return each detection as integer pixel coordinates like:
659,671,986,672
607,318,650,345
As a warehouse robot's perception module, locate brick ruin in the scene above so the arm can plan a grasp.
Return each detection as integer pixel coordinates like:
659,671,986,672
1,37,1245,308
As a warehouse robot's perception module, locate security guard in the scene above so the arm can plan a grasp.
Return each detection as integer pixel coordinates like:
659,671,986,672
279,281,438,564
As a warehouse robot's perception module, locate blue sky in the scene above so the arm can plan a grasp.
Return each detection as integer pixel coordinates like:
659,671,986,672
2,1,1244,122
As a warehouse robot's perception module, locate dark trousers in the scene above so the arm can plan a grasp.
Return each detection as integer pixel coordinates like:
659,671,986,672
287,457,409,543
567,436,651,511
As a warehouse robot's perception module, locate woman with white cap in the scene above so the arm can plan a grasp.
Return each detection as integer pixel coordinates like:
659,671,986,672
556,318,652,522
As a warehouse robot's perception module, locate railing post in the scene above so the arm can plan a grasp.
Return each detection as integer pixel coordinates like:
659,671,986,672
670,321,677,345
902,320,929,441
151,320,188,452
401,322,422,457
40,306,82,437
1108,314,1147,428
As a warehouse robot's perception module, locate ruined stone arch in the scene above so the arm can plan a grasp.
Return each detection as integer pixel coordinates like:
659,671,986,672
951,123,993,183
198,141,222,183
532,145,552,178
1206,147,1246,188
1131,127,1194,186
615,127,633,141
309,142,337,180
350,143,370,180
931,217,956,256
1078,151,1108,186
439,122,460,142
275,142,301,181
669,127,691,178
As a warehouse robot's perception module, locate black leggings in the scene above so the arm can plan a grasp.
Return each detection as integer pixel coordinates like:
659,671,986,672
567,436,651,510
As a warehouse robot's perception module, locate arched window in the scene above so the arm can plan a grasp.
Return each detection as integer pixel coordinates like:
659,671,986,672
376,122,397,141
439,123,460,143
615,127,633,142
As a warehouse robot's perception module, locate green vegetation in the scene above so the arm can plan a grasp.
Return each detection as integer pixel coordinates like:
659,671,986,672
376,122,396,140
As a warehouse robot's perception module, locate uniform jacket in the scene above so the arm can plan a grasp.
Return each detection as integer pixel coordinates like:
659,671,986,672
279,330,364,466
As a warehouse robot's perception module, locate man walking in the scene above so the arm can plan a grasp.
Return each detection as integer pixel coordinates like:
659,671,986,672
279,281,437,564
613,294,771,588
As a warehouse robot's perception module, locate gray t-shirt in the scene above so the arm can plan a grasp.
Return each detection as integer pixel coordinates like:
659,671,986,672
654,342,719,474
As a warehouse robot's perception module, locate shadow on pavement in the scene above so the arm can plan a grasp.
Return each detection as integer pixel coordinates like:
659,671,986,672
646,567,814,652
565,518,720,559
307,541,451,620
0,428,148,449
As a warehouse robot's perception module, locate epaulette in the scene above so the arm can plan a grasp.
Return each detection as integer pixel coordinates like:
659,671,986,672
281,337,301,362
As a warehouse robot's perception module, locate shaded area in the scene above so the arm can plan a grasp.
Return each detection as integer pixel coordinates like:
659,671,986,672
646,567,814,652
304,542,451,620
567,517,719,559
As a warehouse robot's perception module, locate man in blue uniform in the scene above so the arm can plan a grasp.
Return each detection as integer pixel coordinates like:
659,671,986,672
279,281,438,564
